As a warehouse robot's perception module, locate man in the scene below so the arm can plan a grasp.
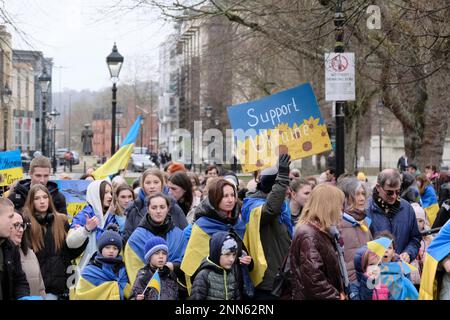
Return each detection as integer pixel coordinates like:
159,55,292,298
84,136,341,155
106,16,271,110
203,165,219,186
0,198,30,300
241,154,291,300
64,150,73,172
367,169,421,262
397,154,408,172
7,156,67,214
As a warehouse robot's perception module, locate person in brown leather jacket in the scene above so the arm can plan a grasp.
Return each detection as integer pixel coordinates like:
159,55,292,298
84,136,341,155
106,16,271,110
289,183,346,300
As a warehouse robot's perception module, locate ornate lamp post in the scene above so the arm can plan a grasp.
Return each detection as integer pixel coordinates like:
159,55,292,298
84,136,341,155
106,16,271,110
2,83,12,150
38,67,51,156
49,109,60,173
106,43,124,156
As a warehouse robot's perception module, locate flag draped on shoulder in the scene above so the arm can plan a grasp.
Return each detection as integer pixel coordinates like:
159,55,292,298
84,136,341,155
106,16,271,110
421,185,439,226
92,115,142,180
419,220,450,300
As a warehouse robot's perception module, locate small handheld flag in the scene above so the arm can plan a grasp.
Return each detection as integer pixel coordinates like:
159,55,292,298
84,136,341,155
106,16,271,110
142,270,161,300
367,237,392,259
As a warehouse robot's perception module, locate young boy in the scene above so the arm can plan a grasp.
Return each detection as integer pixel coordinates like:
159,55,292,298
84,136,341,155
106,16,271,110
190,232,241,300
74,225,130,300
130,236,179,300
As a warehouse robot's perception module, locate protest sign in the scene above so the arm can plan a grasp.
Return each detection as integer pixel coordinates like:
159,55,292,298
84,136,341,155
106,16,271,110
0,150,24,187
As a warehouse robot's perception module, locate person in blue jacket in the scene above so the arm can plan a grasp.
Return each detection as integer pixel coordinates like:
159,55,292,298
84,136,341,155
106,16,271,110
66,180,118,274
367,169,421,263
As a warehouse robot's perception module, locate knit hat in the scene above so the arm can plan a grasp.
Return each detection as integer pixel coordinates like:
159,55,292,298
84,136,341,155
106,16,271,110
97,226,123,253
223,174,239,188
144,237,169,262
209,232,238,266
256,166,278,194
167,162,187,174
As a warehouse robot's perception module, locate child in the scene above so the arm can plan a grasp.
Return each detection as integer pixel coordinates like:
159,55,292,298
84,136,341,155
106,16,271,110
410,203,432,286
350,246,390,300
130,237,179,300
190,232,241,300
74,225,130,300
376,232,419,300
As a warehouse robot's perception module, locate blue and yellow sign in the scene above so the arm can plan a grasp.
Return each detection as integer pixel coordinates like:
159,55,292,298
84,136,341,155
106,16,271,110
0,150,24,187
227,83,331,173
56,180,92,222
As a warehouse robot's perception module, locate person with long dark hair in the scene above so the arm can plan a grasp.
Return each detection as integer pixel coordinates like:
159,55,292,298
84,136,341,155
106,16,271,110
23,184,84,299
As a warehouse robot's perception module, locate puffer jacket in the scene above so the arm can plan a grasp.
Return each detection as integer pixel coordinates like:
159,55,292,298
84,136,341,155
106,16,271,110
290,222,343,300
8,179,67,214
338,211,372,282
123,191,187,242
130,265,178,300
190,258,240,300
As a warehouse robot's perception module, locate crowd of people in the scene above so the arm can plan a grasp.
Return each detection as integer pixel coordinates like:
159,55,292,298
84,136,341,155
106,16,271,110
1,153,450,300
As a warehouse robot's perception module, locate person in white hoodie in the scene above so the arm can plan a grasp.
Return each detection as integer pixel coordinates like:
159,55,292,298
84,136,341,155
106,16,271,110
66,180,117,278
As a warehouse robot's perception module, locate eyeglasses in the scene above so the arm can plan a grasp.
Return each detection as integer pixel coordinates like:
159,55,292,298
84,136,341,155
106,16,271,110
12,222,29,231
381,187,401,197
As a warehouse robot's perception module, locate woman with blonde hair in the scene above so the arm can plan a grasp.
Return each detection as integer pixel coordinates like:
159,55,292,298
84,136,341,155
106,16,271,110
289,184,346,300
23,184,84,300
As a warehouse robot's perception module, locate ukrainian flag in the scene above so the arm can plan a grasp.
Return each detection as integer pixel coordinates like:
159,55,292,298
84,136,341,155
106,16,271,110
400,260,418,274
367,237,392,259
421,185,439,226
0,150,23,187
92,116,142,180
419,220,450,300
146,270,161,299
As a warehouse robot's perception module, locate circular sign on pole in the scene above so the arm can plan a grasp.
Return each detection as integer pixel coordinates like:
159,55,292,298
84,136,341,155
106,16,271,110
330,54,349,72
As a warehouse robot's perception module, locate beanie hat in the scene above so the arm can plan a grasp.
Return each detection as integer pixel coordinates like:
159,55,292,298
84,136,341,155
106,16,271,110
223,174,239,188
167,162,187,174
411,203,429,230
144,237,169,262
97,227,123,253
209,232,238,266
256,166,278,194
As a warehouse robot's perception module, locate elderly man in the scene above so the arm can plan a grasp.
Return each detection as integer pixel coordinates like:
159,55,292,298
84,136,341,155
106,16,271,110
367,169,421,263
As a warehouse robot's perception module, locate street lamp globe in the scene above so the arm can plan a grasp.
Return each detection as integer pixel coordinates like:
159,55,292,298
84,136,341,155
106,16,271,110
49,109,61,118
38,67,51,93
106,43,124,82
2,83,12,104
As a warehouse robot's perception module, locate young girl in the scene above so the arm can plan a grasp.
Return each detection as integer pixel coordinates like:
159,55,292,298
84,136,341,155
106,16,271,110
123,169,187,242
167,171,194,216
112,184,135,233
74,225,130,300
66,180,117,274
130,237,179,300
23,184,84,299
288,178,312,226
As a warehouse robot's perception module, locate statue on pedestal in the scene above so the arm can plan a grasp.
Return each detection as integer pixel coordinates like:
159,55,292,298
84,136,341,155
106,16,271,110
81,124,93,155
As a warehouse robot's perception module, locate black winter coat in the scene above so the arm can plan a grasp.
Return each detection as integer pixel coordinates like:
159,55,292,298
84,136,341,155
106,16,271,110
130,265,178,300
34,219,86,297
0,239,30,300
8,179,67,214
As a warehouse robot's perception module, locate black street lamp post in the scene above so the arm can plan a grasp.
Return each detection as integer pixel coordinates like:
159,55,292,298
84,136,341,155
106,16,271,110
2,83,12,151
39,67,51,156
377,100,384,172
49,109,60,174
106,43,124,156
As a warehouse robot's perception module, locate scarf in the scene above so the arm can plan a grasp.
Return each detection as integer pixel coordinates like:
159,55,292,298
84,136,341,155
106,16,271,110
372,188,401,218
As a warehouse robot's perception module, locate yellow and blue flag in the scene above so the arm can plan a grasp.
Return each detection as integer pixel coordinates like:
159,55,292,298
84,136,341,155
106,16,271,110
367,237,392,259
421,185,439,227
0,150,23,187
93,116,142,180
379,262,418,300
400,260,418,275
144,270,161,299
419,220,450,300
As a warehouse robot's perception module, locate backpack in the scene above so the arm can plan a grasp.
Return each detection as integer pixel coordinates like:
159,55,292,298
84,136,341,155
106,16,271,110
271,254,292,299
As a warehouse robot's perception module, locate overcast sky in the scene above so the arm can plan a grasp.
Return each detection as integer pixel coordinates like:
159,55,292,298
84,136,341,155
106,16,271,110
5,0,172,92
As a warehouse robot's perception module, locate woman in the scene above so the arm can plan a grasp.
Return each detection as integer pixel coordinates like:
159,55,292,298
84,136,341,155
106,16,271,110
417,174,439,226
167,171,194,216
123,169,188,242
9,211,46,297
181,178,252,295
289,184,346,300
112,184,135,233
23,184,84,299
337,177,372,283
66,180,118,274
124,193,187,287
288,178,312,226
